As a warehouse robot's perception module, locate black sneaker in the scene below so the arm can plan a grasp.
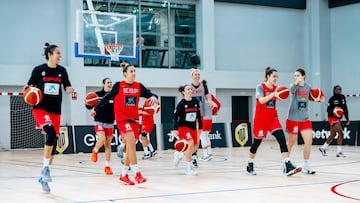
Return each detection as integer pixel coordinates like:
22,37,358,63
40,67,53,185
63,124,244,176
192,158,198,168
151,151,157,157
283,161,301,176
246,162,256,175
142,153,151,160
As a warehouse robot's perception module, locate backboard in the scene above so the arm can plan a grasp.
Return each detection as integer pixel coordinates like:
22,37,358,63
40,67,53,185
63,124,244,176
75,10,137,61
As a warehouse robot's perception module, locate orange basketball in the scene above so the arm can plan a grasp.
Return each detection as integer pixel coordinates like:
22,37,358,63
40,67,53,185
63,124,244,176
85,92,99,107
309,88,324,102
143,99,160,115
333,106,344,118
275,85,289,101
23,86,43,106
174,139,188,152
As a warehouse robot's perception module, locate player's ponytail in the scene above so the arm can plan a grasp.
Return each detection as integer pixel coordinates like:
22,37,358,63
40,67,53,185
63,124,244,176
265,66,277,81
43,43,58,60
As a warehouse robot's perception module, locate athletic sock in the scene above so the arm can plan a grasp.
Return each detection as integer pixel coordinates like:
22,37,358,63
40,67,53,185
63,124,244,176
43,158,50,168
122,166,130,176
148,143,154,152
105,161,110,167
143,147,149,155
131,165,140,173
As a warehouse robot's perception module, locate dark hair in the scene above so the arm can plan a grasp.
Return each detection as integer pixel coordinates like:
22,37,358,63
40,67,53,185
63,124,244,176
178,84,190,96
296,68,306,76
333,85,341,95
43,42,58,60
102,78,110,84
120,62,132,73
265,66,277,81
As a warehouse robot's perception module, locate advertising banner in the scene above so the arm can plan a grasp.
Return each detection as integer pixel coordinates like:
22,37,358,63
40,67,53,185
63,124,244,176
231,122,252,147
54,126,75,154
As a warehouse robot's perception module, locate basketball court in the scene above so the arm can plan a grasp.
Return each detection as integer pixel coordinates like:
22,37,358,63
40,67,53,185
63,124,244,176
0,141,359,203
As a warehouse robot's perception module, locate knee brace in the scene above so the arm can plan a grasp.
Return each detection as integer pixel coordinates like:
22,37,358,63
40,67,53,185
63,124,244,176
272,130,288,153
250,138,262,154
43,124,57,146
200,132,209,148
51,136,58,155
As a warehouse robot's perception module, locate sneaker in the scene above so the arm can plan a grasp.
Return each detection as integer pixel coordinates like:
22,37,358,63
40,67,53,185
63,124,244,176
41,166,52,183
336,151,346,158
119,174,135,185
319,148,327,157
200,154,212,162
142,153,151,160
91,148,98,162
151,151,157,157
246,162,256,175
173,151,182,168
134,172,147,184
185,168,198,176
38,177,50,193
104,166,113,175
301,167,316,175
192,158,199,168
282,161,302,176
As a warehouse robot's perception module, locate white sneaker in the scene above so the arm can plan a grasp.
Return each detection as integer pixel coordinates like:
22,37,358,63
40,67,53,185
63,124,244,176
301,166,316,175
173,151,182,168
185,169,198,176
200,154,212,162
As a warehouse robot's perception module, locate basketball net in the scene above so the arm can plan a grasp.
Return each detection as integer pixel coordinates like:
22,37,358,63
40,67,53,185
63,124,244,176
104,44,123,61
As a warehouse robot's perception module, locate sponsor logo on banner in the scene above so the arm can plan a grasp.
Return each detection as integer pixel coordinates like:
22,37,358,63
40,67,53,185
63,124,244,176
298,121,357,146
56,126,69,154
207,123,226,148
231,122,252,147
235,123,248,146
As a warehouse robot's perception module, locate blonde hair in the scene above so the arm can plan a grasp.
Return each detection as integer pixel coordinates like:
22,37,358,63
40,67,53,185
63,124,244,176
191,68,200,76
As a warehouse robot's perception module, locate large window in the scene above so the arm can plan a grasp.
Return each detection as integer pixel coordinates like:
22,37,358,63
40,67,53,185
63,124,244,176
83,0,196,69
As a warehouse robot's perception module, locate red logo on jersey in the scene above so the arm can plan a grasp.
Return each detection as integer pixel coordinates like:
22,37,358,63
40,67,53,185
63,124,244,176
43,77,62,83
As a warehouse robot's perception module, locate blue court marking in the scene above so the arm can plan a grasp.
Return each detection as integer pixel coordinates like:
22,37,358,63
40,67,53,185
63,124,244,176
72,179,357,203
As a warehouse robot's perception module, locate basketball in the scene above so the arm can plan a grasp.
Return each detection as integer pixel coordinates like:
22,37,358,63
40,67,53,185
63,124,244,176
85,92,99,107
174,139,188,152
211,94,221,115
23,86,43,106
275,85,289,101
143,99,160,115
333,106,344,118
309,88,324,102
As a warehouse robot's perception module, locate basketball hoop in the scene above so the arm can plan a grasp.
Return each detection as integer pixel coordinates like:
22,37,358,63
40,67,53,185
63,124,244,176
104,43,123,61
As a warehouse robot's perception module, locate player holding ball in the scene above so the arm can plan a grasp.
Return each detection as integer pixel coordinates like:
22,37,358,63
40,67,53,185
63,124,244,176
285,68,324,175
319,85,350,157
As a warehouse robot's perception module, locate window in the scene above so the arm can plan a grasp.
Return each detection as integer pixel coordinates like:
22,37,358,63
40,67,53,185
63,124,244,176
82,0,196,69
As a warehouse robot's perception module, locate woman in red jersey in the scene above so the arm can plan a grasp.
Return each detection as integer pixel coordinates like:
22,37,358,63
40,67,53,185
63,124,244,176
26,43,74,193
91,63,158,185
246,67,300,176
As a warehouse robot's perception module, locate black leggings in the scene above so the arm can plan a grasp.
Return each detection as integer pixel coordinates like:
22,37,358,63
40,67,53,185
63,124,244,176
250,130,288,154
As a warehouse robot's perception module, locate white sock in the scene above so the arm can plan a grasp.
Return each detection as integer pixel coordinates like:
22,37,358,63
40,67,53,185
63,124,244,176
248,158,254,163
122,165,130,176
207,147,212,155
93,147,98,152
303,159,309,168
43,158,50,168
322,143,329,149
143,147,149,155
284,157,290,163
148,143,154,152
105,161,110,167
186,161,192,171
203,149,208,157
337,146,342,153
131,164,140,173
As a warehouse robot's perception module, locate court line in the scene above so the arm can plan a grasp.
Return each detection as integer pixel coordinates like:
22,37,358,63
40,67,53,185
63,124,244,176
72,179,356,203
330,180,360,201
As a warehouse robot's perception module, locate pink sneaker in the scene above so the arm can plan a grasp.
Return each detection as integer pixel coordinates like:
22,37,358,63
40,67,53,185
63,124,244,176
119,174,135,185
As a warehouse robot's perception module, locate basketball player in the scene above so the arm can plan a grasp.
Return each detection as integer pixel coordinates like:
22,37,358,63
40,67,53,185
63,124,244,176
139,106,157,159
319,85,350,157
199,80,214,161
172,85,202,175
86,78,115,175
91,63,158,185
246,67,300,176
26,43,74,193
190,69,212,167
286,68,324,175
